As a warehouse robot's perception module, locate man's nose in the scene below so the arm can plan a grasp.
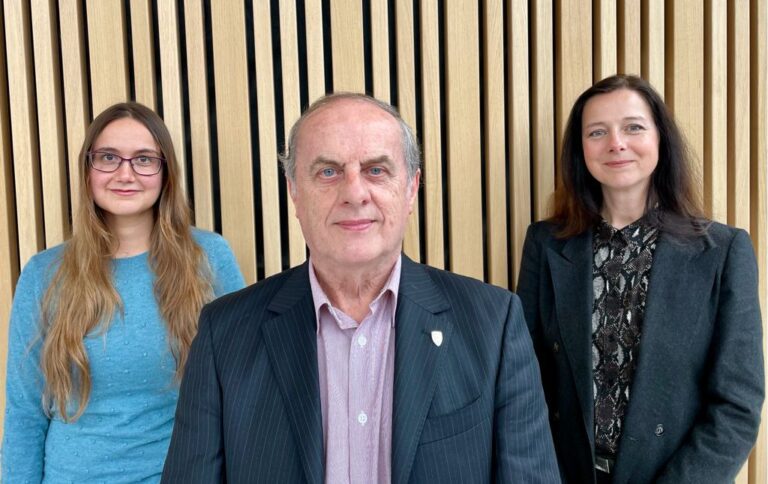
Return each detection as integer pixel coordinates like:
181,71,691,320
340,171,370,205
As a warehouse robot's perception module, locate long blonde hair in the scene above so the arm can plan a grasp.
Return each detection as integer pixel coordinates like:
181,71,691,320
40,102,213,421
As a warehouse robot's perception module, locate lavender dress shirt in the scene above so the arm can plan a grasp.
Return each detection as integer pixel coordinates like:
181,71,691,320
310,256,401,484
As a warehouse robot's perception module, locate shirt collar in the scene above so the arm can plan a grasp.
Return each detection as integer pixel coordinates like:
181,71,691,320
309,255,402,333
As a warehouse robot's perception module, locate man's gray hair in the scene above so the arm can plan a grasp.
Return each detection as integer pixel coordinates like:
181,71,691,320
279,93,422,184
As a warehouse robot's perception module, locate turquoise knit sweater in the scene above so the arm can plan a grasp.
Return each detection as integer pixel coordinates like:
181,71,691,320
2,229,245,483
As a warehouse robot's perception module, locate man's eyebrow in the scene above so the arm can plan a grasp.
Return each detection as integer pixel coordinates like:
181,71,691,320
361,155,395,167
308,157,343,172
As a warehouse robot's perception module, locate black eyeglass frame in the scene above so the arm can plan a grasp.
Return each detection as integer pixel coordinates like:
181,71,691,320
86,151,166,176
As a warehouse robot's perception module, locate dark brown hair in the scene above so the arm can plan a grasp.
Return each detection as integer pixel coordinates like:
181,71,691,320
550,74,708,238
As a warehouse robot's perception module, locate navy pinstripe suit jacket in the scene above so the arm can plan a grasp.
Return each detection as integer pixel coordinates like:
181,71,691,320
162,256,560,483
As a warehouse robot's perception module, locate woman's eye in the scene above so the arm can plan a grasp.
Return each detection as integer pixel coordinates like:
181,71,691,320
626,124,645,133
135,156,152,165
101,153,117,161
587,130,606,138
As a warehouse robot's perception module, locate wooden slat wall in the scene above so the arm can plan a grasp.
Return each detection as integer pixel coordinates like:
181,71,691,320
0,1,765,480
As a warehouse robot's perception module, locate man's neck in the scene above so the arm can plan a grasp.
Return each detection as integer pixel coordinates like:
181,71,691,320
311,255,400,323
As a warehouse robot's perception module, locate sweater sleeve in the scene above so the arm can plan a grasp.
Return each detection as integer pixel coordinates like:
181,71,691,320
2,255,52,483
197,230,245,296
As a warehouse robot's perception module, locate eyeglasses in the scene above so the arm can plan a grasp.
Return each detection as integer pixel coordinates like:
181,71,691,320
87,151,165,176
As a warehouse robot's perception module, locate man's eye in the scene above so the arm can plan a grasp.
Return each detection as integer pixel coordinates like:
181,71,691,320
368,166,384,175
321,168,337,177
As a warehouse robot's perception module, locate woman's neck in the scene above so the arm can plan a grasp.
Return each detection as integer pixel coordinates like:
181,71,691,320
106,213,154,258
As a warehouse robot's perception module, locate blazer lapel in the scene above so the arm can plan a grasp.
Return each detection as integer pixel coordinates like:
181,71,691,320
262,263,324,484
613,235,714,481
547,231,596,445
392,256,452,484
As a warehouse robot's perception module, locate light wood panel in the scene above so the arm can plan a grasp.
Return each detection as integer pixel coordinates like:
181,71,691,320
705,0,728,223
508,0,531,288
371,0,390,101
157,1,187,195
58,0,89,210
183,0,213,230
330,0,364,92
642,0,665,97
618,0,641,75
485,0,507,287
445,0,482,279
278,0,307,267
395,0,420,261
305,0,326,103
594,0,617,80
86,0,128,113
5,0,42,267
31,0,68,246
0,1,19,443
253,0,282,277
666,0,704,191
210,1,256,282
728,0,751,231
129,0,156,110
531,0,555,221
420,0,444,268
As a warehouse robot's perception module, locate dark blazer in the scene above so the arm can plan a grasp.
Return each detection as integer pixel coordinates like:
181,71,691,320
162,255,560,483
517,221,764,483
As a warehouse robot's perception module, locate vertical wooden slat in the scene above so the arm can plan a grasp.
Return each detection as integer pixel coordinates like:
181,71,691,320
210,1,257,282
594,0,617,81
508,0,531,288
330,0,364,92
5,0,42,267
704,0,728,223
395,0,420,262
642,0,665,97
58,0,89,212
445,0,482,279
157,1,187,195
129,0,156,109
420,0,444,269
183,0,213,230
305,0,326,103
371,0,390,101
0,3,19,442
666,0,704,196
253,0,282,277
727,0,751,231
31,0,69,246
484,0,507,287
618,0,641,75
531,0,555,221
748,1,767,483
86,0,129,113
278,0,306,267
555,1,592,155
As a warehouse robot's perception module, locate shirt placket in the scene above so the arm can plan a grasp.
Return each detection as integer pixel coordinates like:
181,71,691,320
349,311,376,484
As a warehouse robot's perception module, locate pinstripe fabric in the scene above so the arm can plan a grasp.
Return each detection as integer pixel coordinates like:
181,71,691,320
162,256,560,483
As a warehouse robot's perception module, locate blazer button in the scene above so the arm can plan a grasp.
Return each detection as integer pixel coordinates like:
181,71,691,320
655,424,664,436
553,411,560,421
553,342,560,353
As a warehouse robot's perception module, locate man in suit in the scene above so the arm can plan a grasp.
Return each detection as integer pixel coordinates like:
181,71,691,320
162,93,559,483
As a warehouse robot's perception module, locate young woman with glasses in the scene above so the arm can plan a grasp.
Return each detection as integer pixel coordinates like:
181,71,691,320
2,102,245,482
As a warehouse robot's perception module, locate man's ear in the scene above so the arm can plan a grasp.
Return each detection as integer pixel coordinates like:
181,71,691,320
407,169,421,212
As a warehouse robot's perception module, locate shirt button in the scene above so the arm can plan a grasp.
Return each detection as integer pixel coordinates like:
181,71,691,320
553,342,560,353
357,411,368,426
655,424,664,436
357,335,368,347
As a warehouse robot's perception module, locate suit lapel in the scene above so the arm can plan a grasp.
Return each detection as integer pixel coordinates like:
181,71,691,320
613,235,714,481
392,257,452,484
262,263,324,484
547,231,596,444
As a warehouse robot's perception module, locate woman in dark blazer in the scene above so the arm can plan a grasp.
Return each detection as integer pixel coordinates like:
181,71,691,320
517,74,764,484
